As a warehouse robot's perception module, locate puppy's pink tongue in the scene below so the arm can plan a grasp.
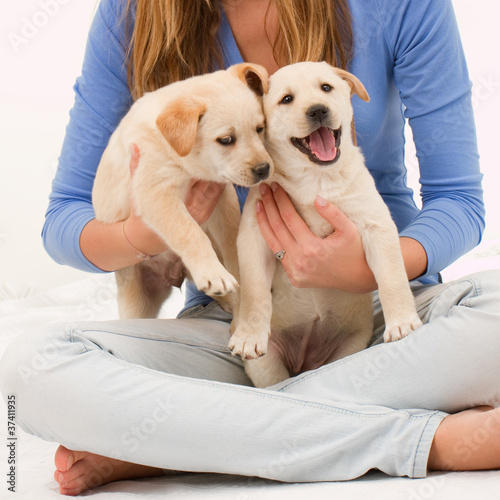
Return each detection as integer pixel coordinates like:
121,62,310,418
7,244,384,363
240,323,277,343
309,127,337,161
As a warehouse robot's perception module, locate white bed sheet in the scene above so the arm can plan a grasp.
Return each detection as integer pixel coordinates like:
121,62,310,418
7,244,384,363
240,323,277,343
1,241,499,499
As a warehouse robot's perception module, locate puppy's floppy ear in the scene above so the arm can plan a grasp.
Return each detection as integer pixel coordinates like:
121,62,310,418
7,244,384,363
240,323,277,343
333,68,370,102
156,97,206,157
227,63,269,96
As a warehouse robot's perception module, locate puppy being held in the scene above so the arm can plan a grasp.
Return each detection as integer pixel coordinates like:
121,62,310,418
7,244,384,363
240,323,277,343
229,61,423,388
92,63,272,319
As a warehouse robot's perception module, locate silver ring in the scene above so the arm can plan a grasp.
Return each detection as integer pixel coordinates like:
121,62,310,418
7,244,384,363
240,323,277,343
275,250,286,261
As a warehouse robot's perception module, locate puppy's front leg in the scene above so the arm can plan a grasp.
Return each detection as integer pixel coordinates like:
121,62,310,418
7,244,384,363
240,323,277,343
134,176,238,298
360,219,423,342
203,184,241,313
244,346,290,388
229,193,276,359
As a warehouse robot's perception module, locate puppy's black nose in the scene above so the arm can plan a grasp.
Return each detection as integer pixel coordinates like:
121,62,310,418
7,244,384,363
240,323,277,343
252,163,270,182
307,104,329,121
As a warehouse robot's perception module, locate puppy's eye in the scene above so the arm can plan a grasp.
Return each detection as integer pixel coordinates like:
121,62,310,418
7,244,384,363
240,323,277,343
217,136,234,146
256,126,264,134
280,94,293,104
321,84,333,92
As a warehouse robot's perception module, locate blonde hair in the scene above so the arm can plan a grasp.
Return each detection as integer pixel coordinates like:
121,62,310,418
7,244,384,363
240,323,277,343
125,0,353,100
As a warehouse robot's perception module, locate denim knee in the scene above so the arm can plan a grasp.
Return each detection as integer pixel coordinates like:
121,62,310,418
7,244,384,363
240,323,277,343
0,323,74,434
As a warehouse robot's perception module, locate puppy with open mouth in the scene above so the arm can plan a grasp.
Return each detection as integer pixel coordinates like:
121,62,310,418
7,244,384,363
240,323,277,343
229,61,423,388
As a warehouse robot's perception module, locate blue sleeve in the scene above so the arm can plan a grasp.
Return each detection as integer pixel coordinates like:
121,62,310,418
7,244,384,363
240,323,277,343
379,0,485,276
42,0,133,272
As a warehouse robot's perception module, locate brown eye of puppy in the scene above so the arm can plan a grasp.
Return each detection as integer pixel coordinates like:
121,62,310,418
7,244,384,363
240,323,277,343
280,94,293,104
321,84,333,92
217,136,234,146
256,126,264,134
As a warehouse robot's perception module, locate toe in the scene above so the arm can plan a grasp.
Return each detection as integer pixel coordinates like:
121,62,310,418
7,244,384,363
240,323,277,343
56,460,85,487
59,484,85,497
56,458,103,496
54,446,90,472
54,445,73,472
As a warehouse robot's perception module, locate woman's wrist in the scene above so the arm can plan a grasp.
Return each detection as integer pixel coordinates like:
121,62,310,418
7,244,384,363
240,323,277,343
121,219,154,261
326,237,426,293
122,215,168,257
80,218,166,272
328,237,427,293
80,219,138,271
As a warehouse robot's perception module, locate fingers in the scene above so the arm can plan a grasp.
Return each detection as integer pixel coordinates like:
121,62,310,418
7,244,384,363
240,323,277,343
185,180,225,225
189,179,225,201
128,144,141,218
271,183,313,237
257,183,323,257
314,195,357,237
256,183,296,256
129,143,140,177
255,197,284,257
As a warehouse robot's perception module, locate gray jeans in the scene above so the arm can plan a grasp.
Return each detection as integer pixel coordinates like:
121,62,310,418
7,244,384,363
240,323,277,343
1,270,499,481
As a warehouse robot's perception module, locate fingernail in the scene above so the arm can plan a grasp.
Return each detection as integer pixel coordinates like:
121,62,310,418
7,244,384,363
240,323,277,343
316,195,327,207
259,183,267,195
58,473,65,483
66,454,74,470
271,182,278,192
256,200,262,213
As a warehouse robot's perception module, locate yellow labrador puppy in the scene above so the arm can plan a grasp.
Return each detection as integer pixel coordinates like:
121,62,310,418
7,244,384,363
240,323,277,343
229,61,422,388
92,63,272,319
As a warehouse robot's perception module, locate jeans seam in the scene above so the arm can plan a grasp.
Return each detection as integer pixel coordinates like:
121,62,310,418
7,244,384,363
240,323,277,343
460,277,482,308
100,351,427,419
411,411,447,478
66,324,91,355
276,341,393,393
71,325,232,353
179,301,223,319
177,304,206,319
433,277,482,315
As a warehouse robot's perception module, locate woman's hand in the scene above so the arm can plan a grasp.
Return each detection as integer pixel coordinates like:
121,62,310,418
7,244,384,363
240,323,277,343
184,178,227,226
123,144,226,257
256,182,378,293
122,144,168,257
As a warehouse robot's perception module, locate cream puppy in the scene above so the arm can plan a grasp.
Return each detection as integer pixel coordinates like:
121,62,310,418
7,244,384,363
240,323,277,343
92,63,272,319
229,61,422,388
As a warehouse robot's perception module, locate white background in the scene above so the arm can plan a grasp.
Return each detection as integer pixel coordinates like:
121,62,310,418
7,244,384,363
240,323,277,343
1,0,499,296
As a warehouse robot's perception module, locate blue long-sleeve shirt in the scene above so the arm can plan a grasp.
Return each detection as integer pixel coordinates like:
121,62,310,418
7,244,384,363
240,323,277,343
43,0,485,312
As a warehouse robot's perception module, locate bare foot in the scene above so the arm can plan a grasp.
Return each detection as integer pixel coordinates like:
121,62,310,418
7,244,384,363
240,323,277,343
428,406,500,471
54,445,164,496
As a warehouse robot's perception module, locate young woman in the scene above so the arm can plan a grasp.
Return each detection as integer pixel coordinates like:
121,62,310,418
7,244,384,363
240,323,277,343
1,0,499,496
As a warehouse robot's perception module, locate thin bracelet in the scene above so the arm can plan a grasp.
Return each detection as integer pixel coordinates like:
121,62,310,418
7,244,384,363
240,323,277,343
121,220,152,261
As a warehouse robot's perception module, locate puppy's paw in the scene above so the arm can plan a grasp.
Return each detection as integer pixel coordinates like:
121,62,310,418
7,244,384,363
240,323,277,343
228,327,269,360
383,313,423,343
192,263,239,297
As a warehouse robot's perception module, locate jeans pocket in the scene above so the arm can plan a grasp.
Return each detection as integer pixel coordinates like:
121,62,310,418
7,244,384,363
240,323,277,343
178,301,233,323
